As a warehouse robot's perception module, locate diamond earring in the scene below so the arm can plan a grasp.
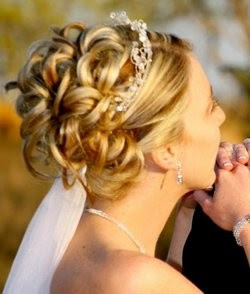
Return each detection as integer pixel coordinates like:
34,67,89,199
177,161,183,184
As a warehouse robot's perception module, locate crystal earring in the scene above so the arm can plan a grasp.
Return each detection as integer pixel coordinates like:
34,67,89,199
177,161,183,184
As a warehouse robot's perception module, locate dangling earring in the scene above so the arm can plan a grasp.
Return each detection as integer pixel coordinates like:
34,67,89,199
176,160,183,184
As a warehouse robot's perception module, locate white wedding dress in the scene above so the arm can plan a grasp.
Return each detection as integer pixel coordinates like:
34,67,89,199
3,178,87,294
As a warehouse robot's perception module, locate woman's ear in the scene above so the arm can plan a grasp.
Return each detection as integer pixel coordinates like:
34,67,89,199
150,145,178,171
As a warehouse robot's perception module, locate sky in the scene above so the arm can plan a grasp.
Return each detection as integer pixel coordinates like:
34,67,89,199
158,15,249,101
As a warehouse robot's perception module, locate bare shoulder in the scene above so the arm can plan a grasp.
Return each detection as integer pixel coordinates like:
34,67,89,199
51,250,202,294
105,251,202,294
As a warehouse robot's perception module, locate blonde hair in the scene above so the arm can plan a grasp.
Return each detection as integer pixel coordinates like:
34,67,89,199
7,22,191,201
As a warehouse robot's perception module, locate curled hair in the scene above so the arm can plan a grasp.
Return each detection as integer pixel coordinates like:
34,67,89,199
7,21,191,201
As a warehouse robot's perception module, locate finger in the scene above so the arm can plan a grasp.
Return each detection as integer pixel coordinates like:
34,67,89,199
193,190,213,214
220,141,234,159
215,167,229,183
243,138,250,167
220,141,238,164
233,143,249,164
181,193,197,209
243,138,250,148
216,147,234,170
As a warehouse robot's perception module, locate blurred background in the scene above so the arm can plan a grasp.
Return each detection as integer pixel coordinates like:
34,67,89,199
0,0,249,290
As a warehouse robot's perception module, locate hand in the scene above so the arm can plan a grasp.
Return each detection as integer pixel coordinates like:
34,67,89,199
181,138,250,209
216,138,250,170
193,163,250,231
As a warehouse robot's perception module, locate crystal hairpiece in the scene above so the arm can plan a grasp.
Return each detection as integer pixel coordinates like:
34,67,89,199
110,11,153,112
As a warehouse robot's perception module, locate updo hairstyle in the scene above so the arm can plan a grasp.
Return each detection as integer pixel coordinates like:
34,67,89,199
7,21,191,201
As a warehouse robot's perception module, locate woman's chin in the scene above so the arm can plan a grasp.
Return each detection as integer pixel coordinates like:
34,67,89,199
184,169,216,191
198,172,216,190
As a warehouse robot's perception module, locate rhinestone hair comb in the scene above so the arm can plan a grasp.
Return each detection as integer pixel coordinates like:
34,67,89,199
110,11,153,112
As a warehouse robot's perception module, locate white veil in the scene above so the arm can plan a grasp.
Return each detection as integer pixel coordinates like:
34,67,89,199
3,177,86,294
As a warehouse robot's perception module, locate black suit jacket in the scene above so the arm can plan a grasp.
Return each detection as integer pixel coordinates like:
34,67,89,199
182,205,250,294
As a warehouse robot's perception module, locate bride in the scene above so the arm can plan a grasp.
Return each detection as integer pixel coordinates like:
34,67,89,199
4,11,250,293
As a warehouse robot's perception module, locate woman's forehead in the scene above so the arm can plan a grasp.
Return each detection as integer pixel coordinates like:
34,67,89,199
187,56,211,99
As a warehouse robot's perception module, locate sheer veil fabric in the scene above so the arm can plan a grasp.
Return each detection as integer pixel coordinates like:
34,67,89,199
3,178,86,294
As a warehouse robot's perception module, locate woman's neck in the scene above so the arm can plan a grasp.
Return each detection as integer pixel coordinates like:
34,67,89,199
89,169,188,256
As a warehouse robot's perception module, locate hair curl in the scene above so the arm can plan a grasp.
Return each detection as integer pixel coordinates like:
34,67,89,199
7,21,191,201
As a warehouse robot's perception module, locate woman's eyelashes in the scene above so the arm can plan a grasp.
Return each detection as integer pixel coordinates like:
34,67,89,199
211,96,220,111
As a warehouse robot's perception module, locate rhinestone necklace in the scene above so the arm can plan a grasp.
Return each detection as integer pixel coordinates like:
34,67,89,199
85,208,146,254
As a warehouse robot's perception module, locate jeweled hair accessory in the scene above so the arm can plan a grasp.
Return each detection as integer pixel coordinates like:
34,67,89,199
110,11,153,112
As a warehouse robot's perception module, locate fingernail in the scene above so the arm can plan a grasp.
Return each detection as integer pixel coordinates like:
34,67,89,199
238,156,247,160
223,162,233,167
